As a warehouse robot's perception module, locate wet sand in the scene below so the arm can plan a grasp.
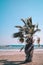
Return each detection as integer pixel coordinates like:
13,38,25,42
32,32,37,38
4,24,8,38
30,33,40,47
0,49,43,65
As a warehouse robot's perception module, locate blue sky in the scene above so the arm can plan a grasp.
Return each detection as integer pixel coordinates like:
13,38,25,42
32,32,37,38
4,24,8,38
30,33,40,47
0,0,43,45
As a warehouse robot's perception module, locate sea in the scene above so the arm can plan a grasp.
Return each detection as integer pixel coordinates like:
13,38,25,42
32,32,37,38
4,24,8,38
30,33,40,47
0,45,43,51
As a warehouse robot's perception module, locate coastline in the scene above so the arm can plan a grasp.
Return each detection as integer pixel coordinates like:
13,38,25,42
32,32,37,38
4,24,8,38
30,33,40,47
0,49,43,55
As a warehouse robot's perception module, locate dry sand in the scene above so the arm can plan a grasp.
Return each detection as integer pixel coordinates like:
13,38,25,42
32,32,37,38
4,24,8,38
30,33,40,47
0,49,43,65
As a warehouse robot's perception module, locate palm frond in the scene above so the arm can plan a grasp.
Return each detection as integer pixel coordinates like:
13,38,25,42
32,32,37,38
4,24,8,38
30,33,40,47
15,26,22,28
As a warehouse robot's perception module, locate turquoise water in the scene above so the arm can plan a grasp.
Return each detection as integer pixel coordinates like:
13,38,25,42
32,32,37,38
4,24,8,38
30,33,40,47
0,45,43,50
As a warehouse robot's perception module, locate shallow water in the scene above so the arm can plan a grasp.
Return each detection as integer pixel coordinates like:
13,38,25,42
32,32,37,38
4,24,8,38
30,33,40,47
0,45,43,51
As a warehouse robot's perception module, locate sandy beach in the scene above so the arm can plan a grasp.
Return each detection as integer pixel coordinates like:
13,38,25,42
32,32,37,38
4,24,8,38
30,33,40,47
0,49,43,65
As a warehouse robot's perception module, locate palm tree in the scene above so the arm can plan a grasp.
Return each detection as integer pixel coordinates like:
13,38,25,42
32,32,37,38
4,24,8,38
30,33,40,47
13,17,41,63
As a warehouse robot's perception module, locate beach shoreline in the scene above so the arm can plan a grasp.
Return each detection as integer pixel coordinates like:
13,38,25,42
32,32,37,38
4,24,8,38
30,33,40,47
0,49,43,55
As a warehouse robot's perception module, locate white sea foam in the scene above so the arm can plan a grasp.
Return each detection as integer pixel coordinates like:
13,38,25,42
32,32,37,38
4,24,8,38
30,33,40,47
0,49,43,56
